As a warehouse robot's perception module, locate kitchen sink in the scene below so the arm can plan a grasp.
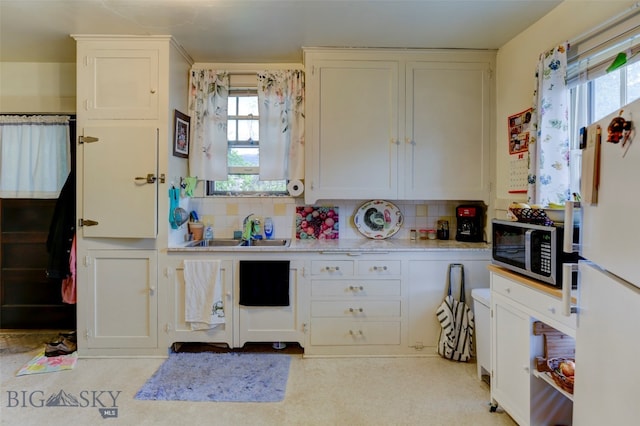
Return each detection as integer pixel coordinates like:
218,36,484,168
241,239,290,247
186,239,242,247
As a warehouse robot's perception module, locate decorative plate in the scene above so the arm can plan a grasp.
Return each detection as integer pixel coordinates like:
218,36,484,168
354,200,403,239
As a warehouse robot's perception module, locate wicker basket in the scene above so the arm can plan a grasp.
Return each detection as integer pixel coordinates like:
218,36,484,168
547,357,575,394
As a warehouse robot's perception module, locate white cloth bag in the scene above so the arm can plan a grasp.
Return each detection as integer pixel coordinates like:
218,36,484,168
436,263,475,362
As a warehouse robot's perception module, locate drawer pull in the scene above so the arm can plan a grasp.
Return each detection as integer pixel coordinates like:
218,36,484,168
349,307,364,313
324,266,341,272
349,330,363,336
348,285,364,292
373,266,388,271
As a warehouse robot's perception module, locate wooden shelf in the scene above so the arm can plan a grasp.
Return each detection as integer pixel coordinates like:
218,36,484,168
532,370,574,401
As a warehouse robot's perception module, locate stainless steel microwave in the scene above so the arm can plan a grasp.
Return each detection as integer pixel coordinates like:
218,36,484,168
491,219,579,288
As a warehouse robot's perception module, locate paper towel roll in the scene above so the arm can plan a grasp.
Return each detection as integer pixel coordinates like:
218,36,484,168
287,180,304,197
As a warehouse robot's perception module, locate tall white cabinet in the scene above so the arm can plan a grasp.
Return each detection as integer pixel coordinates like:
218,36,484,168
304,48,494,204
73,35,192,356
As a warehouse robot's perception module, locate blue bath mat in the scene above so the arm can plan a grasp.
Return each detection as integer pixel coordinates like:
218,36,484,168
135,352,291,402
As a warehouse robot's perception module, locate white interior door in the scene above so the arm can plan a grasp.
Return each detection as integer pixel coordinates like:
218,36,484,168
82,126,158,238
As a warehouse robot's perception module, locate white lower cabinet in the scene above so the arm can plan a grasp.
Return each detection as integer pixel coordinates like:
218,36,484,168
407,258,491,353
80,249,158,354
236,259,307,347
306,256,404,356
165,259,233,348
490,270,574,426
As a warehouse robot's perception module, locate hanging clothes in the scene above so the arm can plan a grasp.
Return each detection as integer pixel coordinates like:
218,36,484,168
46,169,76,280
61,235,76,304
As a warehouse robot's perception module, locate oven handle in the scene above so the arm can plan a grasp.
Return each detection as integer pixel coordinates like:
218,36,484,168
562,263,578,316
524,230,533,273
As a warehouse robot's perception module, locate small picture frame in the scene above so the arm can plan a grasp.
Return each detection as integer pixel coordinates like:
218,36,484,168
173,110,190,158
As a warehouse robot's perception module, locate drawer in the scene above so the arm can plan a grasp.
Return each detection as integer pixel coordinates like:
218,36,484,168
311,300,401,318
492,273,577,333
310,319,401,345
311,280,401,297
357,260,401,276
311,260,354,276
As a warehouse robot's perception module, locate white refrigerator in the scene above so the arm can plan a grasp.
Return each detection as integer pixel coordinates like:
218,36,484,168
572,98,640,424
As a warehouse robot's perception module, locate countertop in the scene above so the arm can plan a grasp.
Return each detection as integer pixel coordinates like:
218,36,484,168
168,238,491,253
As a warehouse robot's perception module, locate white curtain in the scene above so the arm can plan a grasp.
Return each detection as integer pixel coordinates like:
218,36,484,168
257,70,305,180
528,43,571,206
0,115,70,198
188,70,229,181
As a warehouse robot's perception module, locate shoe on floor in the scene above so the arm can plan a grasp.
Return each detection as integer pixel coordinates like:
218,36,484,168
44,337,76,357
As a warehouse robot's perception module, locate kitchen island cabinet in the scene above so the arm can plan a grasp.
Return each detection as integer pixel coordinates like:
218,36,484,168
303,48,494,203
489,267,574,426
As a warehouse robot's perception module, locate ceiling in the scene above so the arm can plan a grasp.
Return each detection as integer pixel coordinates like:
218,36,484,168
0,0,562,64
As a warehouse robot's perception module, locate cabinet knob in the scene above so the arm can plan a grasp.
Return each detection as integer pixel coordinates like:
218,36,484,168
150,88,157,94
548,306,556,314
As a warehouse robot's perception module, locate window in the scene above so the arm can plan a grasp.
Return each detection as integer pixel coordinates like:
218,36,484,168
206,90,287,195
567,8,640,195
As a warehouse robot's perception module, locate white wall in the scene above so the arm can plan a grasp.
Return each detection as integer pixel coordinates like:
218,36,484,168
493,0,635,214
0,62,75,113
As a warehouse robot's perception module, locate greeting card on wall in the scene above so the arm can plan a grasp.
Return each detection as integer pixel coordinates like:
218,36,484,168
507,108,532,193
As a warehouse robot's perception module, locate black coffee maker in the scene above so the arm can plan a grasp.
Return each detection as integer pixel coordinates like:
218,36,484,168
455,204,485,242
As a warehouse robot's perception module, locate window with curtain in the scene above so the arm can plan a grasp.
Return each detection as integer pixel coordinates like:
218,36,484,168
567,6,640,196
189,68,304,196
0,115,71,198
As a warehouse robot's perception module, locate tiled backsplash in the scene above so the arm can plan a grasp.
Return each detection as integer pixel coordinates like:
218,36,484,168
183,197,476,241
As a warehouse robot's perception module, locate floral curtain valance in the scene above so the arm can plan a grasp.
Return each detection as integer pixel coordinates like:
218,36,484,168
187,68,305,183
188,70,229,181
0,115,71,199
257,70,305,180
527,42,571,206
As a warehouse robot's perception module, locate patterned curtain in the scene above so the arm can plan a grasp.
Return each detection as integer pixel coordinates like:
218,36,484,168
188,70,229,181
257,70,305,180
528,43,571,206
0,115,70,198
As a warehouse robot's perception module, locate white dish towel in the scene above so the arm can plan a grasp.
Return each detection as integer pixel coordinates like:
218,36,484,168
184,259,225,331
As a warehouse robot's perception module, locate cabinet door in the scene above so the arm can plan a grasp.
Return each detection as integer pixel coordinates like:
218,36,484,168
237,260,307,347
404,61,491,200
166,260,233,347
81,126,158,238
305,59,399,202
491,292,531,426
84,249,157,349
79,48,159,120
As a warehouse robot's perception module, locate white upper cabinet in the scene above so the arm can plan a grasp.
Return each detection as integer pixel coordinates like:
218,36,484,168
304,49,494,203
77,44,160,120
305,56,399,201
403,60,492,200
